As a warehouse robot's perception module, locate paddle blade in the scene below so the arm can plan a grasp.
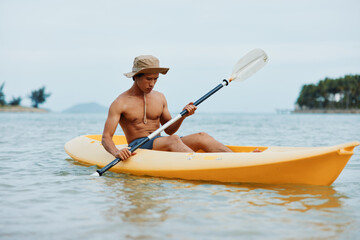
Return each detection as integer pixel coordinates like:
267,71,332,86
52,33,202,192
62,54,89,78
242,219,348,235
229,48,268,82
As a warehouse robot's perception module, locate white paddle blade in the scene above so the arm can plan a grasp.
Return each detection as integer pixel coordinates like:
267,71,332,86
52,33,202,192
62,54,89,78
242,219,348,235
229,48,268,82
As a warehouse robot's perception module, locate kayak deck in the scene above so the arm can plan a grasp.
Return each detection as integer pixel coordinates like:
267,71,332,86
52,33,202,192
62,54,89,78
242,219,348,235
64,135,360,186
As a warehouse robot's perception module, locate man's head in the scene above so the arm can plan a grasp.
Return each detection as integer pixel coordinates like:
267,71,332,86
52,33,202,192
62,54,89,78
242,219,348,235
133,73,159,94
124,55,169,79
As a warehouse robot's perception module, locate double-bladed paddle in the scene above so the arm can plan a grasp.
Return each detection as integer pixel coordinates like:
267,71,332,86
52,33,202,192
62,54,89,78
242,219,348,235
92,48,268,176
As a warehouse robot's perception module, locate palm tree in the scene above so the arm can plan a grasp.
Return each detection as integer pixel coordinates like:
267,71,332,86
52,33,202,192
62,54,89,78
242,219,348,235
29,86,51,108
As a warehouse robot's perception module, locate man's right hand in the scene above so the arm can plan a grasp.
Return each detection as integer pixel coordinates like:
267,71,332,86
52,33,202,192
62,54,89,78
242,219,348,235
114,148,136,160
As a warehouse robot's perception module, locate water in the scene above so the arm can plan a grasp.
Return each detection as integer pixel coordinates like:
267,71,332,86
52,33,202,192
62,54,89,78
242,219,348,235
1,112,360,239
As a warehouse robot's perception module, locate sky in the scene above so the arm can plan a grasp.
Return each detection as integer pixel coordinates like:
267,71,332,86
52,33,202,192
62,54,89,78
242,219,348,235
0,0,359,113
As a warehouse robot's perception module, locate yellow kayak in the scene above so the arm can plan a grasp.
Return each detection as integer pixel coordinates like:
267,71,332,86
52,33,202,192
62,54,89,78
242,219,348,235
64,135,359,186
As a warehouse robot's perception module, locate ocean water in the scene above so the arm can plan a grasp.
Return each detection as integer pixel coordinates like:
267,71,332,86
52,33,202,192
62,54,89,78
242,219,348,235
1,112,360,240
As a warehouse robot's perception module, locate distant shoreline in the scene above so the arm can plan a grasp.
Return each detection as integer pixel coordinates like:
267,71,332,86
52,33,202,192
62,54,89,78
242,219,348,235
293,109,360,114
0,106,49,113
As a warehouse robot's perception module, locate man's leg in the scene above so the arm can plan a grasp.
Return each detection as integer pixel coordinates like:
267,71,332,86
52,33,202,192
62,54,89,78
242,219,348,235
153,135,194,152
181,132,232,152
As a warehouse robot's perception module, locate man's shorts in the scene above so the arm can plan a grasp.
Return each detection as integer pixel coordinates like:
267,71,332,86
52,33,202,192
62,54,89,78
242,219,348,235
128,136,163,150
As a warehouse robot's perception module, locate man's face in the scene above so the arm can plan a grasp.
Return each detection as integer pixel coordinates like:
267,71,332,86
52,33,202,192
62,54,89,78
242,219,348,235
135,73,159,93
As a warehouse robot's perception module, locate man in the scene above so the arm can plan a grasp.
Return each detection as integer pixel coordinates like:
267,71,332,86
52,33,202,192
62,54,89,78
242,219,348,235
102,55,232,160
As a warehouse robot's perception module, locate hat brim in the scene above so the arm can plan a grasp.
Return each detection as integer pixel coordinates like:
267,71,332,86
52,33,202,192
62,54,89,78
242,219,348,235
124,67,169,78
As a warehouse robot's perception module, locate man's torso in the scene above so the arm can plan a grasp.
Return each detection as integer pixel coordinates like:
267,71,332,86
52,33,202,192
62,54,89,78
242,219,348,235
118,90,165,143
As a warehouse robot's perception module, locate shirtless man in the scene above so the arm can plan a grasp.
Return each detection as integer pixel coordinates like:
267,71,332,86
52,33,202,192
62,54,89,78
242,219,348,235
102,55,232,160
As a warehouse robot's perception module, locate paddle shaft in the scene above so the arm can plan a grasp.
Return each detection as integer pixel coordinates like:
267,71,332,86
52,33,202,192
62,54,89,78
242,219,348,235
95,79,229,176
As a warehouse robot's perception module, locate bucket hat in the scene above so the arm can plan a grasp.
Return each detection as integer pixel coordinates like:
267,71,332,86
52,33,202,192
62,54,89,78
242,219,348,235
124,55,169,78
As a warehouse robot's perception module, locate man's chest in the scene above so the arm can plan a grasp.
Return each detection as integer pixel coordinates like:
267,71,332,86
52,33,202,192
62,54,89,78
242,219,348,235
122,96,163,122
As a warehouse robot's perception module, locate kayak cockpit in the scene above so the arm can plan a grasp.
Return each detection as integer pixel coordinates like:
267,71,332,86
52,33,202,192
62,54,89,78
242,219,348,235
84,134,268,153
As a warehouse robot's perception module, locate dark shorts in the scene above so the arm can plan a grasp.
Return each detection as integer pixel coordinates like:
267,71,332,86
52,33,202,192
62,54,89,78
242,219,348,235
128,136,163,150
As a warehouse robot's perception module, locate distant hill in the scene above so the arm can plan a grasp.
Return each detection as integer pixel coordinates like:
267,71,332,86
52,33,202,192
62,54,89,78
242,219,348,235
63,102,108,113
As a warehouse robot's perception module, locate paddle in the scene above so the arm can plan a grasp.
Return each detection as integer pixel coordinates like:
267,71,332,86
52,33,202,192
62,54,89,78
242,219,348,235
92,48,268,176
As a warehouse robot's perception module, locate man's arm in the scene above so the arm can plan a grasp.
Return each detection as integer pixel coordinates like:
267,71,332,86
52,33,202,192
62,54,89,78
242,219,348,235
102,100,134,160
160,93,197,135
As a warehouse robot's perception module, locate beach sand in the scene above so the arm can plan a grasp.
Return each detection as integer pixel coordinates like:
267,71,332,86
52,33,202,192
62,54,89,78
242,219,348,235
0,106,48,113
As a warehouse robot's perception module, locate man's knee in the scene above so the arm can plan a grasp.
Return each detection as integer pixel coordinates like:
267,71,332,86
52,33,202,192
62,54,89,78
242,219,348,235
165,135,190,151
196,132,211,140
165,135,183,148
167,134,182,143
154,135,180,150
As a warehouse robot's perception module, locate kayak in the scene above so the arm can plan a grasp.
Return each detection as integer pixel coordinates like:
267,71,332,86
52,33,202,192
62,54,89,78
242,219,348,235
64,135,359,186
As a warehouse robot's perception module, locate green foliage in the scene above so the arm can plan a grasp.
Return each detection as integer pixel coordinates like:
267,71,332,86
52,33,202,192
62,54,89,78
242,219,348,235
9,96,22,106
29,86,51,108
296,75,360,109
0,82,6,106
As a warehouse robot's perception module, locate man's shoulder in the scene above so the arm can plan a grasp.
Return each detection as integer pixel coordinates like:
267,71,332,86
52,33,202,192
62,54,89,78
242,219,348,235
114,90,132,101
151,90,165,98
109,92,128,109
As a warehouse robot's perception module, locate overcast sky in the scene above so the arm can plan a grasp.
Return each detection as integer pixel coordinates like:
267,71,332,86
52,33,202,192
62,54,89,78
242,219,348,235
1,0,359,113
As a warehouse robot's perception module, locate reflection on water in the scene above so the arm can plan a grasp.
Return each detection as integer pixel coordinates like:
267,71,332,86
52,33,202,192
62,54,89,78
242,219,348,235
90,173,354,239
102,176,171,223
225,183,343,212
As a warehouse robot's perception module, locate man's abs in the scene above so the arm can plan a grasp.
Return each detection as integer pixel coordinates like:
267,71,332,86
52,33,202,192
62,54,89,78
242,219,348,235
120,118,161,144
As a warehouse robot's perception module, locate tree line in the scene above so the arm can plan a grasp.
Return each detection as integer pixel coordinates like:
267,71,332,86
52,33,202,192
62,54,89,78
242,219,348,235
296,75,360,109
0,82,51,108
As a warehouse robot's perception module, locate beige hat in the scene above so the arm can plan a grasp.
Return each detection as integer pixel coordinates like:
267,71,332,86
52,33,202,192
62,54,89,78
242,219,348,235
124,55,169,78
